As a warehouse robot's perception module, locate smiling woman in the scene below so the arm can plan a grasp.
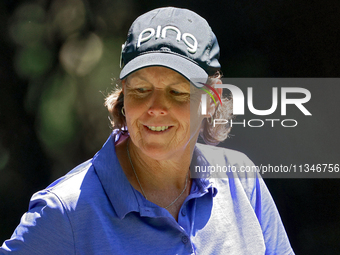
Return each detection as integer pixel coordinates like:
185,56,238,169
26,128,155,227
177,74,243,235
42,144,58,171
106,69,233,146
1,7,294,255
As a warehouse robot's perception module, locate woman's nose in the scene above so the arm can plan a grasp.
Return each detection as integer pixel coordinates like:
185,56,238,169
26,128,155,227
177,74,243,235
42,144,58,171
147,90,169,116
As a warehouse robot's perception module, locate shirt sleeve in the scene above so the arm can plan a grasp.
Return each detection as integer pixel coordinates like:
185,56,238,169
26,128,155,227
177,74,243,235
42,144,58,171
231,151,295,255
0,190,75,255
195,143,295,254
251,176,295,255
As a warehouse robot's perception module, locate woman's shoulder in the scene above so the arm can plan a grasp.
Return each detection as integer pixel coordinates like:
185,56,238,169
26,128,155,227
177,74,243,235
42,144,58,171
31,145,117,214
193,143,260,200
1,160,99,253
33,159,100,211
47,159,93,190
42,132,121,209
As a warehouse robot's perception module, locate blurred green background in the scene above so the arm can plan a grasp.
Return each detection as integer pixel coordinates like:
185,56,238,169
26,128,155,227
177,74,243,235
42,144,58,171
1,0,340,254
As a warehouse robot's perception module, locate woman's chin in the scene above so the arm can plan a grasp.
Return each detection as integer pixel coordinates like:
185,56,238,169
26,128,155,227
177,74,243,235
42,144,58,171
138,142,187,161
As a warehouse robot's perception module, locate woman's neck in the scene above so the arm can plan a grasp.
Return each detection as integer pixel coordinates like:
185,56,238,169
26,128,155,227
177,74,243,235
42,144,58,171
115,133,197,220
125,137,191,192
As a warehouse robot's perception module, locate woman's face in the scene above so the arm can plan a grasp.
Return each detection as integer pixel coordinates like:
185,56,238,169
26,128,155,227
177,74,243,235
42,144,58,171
122,66,204,160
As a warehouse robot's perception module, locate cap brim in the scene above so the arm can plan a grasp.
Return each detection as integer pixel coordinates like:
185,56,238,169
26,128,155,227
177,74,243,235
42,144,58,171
119,52,207,88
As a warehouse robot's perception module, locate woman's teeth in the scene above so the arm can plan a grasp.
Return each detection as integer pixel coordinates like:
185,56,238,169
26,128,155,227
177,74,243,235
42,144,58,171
147,126,170,131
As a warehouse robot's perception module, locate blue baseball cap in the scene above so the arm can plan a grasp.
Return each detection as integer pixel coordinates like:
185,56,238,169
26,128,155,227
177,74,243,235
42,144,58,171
119,7,221,87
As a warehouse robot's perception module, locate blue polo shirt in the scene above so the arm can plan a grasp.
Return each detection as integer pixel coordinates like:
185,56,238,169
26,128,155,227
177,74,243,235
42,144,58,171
1,130,294,254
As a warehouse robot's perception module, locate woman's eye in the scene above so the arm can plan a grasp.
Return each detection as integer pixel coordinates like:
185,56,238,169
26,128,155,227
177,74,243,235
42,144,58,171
170,90,187,95
136,88,148,93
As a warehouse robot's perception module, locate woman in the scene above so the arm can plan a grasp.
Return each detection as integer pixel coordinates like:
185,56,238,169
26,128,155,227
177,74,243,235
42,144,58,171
1,7,294,254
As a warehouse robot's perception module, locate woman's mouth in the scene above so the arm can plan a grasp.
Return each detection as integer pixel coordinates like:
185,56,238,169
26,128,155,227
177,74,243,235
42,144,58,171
146,126,170,132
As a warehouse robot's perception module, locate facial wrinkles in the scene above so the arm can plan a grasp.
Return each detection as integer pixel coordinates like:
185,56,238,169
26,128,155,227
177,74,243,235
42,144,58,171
123,67,202,159
151,101,188,153
157,85,193,152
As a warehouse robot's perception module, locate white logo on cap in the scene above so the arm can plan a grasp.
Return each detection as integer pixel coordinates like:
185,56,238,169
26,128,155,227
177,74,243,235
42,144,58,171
137,25,198,54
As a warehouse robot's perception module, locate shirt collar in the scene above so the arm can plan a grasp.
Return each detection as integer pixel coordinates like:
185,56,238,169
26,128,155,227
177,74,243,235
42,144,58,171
92,130,140,219
92,130,217,219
